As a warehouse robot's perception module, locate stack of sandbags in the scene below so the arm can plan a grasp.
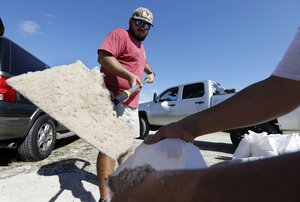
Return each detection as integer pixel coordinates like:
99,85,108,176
232,131,300,162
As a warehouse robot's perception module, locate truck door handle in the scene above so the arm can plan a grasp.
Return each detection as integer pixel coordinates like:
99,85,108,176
168,103,176,106
195,101,204,105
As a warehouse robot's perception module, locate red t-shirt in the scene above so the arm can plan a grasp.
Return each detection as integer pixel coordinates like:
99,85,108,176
98,28,147,108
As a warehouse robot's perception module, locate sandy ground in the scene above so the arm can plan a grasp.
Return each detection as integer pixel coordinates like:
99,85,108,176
0,132,234,202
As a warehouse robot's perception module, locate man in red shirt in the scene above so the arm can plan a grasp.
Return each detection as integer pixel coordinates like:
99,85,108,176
97,7,155,202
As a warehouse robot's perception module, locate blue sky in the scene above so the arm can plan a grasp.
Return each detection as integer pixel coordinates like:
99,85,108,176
1,0,300,103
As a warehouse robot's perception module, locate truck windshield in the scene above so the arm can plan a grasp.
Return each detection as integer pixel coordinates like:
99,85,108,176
159,87,179,102
212,82,226,95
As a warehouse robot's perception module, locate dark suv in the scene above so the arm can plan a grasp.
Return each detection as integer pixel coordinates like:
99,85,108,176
0,18,74,161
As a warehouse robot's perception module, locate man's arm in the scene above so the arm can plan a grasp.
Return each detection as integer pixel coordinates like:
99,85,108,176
110,152,300,202
98,50,143,87
146,76,300,144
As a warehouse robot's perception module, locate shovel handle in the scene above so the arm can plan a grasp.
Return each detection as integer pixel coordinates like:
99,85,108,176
112,78,149,106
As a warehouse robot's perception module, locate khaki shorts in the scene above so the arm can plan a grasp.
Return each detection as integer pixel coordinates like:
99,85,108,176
114,103,140,138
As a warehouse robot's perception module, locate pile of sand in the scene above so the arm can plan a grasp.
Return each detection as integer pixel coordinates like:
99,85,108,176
7,61,134,160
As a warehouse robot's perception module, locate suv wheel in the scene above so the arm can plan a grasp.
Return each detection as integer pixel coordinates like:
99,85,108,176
139,115,150,139
18,115,56,161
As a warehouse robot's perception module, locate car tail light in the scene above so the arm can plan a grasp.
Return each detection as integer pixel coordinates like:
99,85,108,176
0,75,16,103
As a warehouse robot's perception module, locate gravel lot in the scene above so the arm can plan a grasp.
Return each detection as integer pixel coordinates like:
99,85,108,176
0,132,234,177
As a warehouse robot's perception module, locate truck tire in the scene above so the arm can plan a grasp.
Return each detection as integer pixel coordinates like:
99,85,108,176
230,122,279,148
18,114,56,161
139,115,150,139
230,128,249,148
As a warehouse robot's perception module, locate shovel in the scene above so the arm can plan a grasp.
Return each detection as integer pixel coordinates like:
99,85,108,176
112,78,149,105
6,61,149,160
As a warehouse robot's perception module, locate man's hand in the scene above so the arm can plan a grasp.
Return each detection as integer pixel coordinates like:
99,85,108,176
146,72,155,83
144,122,195,145
128,73,143,88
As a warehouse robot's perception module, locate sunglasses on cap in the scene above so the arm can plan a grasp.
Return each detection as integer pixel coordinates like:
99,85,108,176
134,19,151,30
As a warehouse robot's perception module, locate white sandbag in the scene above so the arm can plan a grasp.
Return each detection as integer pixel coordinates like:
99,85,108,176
112,138,207,177
275,135,292,154
232,135,252,159
252,134,279,157
280,134,300,154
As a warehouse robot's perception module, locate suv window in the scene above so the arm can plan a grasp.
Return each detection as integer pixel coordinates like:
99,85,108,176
159,87,179,102
0,37,11,73
182,83,204,99
10,41,48,75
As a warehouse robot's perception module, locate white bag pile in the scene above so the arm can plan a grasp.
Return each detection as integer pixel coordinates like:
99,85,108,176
232,131,300,162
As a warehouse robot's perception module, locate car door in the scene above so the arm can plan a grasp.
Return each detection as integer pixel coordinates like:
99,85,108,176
149,86,179,126
177,82,209,121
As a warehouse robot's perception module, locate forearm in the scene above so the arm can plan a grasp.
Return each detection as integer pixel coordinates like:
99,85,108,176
181,76,300,137
193,152,300,202
143,64,155,83
111,152,300,202
146,152,300,202
144,64,154,74
130,169,205,202
99,55,134,81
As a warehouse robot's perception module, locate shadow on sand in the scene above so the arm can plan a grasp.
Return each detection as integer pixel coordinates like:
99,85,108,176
37,158,98,202
194,140,235,154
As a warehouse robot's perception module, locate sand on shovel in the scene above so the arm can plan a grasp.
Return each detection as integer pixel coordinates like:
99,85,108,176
6,60,134,160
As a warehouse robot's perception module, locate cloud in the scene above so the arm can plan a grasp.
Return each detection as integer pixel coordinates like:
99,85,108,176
19,21,40,34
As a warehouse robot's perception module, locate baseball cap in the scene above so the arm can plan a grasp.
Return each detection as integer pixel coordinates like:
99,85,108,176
131,7,154,26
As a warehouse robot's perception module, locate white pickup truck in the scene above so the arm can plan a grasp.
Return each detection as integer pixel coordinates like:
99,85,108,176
138,80,300,147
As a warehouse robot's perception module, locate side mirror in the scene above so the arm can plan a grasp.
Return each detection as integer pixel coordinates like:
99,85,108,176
153,92,159,103
0,18,4,36
225,88,236,94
